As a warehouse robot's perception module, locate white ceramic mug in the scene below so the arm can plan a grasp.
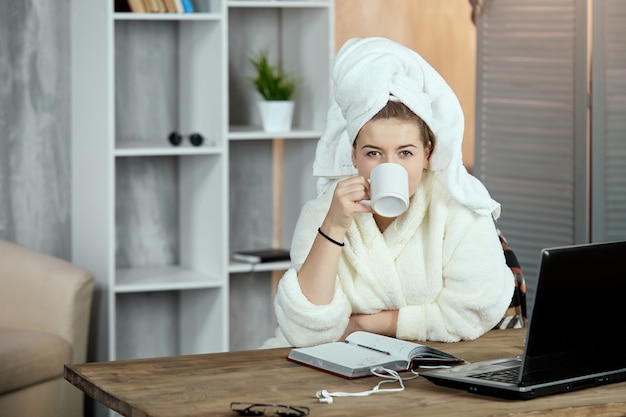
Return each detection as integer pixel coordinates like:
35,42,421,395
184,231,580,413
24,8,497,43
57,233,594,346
360,162,409,217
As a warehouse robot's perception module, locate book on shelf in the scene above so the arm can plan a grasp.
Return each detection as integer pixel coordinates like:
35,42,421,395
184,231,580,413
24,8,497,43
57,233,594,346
129,0,147,12
172,0,184,12
287,331,464,379
142,0,165,12
140,0,155,12
231,248,290,264
157,0,168,12
144,0,155,12
163,0,179,12
181,0,195,12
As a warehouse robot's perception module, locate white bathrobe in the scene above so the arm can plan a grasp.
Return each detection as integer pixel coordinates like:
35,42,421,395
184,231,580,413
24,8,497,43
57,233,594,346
264,171,514,348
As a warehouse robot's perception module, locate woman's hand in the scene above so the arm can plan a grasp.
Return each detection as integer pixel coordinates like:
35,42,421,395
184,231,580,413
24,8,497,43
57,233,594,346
322,176,373,238
340,310,399,341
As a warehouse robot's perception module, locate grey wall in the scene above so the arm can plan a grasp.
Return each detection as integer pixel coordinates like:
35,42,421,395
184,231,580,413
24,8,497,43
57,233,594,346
0,0,71,258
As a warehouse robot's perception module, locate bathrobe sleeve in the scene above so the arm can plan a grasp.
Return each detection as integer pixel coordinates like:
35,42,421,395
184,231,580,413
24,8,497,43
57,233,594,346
273,196,353,347
395,201,514,342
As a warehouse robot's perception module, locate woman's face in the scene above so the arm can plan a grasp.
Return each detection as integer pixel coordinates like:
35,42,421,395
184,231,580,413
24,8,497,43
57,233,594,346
352,118,431,198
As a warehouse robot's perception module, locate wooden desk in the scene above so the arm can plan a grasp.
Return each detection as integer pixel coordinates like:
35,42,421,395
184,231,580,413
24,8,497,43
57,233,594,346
65,329,626,417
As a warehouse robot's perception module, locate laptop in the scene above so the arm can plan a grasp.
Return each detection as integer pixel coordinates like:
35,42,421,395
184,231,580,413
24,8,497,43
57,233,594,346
420,240,626,400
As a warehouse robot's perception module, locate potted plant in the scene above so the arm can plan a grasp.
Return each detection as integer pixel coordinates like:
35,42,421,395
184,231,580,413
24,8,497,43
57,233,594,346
249,50,300,132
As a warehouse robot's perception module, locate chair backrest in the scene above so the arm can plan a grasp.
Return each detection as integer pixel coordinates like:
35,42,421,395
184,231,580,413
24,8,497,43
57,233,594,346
493,230,527,329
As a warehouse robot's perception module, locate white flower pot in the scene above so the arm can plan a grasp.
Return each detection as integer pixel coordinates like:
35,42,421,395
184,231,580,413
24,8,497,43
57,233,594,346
257,100,295,133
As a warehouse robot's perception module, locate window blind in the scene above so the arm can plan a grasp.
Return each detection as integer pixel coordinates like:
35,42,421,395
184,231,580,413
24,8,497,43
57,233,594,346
474,0,588,312
591,0,626,242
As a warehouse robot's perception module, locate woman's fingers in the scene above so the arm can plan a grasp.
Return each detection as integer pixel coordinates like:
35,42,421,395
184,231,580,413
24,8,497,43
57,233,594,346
325,177,372,231
335,176,370,203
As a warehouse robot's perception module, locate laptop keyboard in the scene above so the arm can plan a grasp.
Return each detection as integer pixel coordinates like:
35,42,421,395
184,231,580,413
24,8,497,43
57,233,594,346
470,367,520,383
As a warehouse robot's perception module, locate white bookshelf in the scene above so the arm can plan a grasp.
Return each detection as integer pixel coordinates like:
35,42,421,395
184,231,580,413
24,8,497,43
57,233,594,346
70,0,334,373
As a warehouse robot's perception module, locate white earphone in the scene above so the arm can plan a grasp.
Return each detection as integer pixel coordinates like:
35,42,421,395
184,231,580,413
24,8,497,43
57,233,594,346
316,390,334,404
315,367,419,404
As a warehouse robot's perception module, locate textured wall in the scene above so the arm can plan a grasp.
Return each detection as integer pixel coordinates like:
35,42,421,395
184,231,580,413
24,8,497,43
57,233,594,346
0,0,71,258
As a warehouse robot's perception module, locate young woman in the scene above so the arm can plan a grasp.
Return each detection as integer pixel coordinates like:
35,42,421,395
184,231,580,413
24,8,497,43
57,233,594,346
263,37,513,348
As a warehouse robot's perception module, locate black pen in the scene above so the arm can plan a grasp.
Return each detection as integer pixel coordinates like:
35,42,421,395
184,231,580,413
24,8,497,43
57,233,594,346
345,340,391,355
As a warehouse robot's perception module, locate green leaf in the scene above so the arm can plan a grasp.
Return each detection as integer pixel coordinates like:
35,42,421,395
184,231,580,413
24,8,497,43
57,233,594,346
248,50,300,101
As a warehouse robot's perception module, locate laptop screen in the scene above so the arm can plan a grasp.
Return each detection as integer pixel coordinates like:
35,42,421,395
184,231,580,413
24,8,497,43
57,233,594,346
520,241,626,386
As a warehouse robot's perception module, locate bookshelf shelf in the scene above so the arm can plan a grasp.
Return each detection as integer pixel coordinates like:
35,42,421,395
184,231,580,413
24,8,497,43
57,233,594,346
228,125,322,140
228,260,290,274
113,12,223,20
115,141,224,156
115,266,223,292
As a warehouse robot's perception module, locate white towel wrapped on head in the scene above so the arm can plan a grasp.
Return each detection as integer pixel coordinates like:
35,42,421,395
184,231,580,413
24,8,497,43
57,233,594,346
313,37,501,219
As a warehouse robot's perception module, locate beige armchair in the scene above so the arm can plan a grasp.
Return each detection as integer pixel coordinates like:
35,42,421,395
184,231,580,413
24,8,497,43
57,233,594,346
0,240,94,417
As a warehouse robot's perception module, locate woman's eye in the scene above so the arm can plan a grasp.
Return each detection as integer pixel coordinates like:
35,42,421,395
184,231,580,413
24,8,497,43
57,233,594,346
366,151,381,157
400,150,414,157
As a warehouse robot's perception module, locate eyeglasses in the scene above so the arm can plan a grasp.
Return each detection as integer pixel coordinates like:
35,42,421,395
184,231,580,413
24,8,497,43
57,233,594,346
230,402,309,417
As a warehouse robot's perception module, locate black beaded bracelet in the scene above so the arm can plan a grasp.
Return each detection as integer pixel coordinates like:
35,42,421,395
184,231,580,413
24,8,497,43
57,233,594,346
318,227,345,247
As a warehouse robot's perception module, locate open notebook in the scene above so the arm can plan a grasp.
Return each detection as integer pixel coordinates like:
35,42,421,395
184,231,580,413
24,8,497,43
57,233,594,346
420,240,626,399
288,331,463,379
